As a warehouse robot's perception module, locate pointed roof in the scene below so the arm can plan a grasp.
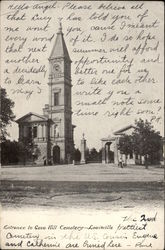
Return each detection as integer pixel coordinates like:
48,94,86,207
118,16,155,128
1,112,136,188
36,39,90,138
114,125,135,135
49,21,71,61
16,112,48,123
101,124,135,141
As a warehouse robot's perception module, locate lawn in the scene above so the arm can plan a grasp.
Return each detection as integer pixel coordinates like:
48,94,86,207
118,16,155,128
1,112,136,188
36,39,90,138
0,164,164,210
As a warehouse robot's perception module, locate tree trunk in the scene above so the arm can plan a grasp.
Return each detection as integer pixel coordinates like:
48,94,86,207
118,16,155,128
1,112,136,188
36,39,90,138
140,155,142,165
145,155,148,169
125,155,127,166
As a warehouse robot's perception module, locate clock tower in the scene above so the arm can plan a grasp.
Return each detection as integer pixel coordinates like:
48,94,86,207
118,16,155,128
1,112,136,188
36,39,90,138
43,22,75,164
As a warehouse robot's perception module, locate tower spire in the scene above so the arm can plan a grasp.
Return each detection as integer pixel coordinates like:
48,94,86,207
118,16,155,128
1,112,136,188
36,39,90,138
49,19,71,61
58,18,63,33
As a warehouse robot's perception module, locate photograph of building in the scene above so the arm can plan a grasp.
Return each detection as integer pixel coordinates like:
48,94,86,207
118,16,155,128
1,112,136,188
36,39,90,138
101,125,135,164
0,1,164,249
16,22,75,165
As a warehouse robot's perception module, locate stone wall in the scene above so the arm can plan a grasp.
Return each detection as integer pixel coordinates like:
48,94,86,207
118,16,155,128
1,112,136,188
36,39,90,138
35,142,47,165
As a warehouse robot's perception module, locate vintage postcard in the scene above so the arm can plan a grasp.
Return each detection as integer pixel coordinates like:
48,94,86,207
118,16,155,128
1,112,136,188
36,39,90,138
0,1,164,249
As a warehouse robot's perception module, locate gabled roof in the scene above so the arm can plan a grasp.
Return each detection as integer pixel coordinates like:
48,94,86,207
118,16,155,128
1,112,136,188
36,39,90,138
16,112,48,123
114,125,135,135
49,23,71,61
101,125,135,141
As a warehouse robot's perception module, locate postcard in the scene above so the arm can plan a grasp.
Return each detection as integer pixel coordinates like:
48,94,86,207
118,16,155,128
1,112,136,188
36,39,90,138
0,1,164,249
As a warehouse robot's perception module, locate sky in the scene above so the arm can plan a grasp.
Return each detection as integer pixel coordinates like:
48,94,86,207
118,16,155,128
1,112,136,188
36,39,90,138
1,1,164,150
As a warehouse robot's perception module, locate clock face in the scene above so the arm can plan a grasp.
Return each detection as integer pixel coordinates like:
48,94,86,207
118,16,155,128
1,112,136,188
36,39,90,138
53,63,61,72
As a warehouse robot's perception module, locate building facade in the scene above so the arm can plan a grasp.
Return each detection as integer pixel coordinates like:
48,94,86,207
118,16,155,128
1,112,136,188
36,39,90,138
16,23,75,165
101,125,164,165
101,125,138,165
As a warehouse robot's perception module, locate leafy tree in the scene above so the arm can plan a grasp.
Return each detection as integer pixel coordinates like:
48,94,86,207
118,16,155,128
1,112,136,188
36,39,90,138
1,137,41,166
0,88,15,141
86,148,101,162
132,119,162,167
1,140,20,165
118,135,133,165
89,148,98,160
74,148,81,162
98,148,102,162
19,137,40,165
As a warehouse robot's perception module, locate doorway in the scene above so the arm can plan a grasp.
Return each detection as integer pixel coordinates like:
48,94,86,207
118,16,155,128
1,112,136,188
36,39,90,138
53,145,60,164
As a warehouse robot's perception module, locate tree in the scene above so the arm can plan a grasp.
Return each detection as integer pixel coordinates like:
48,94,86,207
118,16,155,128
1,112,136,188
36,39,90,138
1,140,20,165
74,148,81,162
0,88,15,141
132,119,162,167
19,137,40,165
86,148,101,162
118,135,133,165
89,148,98,161
98,148,102,162
1,137,41,166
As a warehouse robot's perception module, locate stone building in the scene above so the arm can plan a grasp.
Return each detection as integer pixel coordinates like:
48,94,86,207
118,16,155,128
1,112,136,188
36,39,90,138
16,23,75,165
102,125,164,166
101,125,137,165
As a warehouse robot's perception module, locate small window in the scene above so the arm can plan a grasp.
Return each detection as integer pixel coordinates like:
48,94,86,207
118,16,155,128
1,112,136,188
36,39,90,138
33,126,37,138
54,92,59,106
